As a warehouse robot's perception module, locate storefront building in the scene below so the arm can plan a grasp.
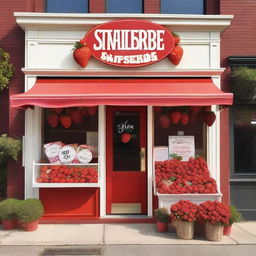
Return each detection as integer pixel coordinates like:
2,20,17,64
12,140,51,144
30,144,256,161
8,10,233,221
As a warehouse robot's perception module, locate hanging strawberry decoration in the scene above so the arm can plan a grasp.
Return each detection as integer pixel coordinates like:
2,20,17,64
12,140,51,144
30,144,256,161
72,39,91,68
69,108,83,124
46,111,59,128
169,110,182,124
87,106,98,116
159,114,170,128
59,113,72,128
180,112,189,125
121,133,132,143
167,32,184,65
204,111,216,127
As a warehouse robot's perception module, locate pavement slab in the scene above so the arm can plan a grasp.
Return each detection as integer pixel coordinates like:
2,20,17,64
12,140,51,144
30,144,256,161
0,224,104,246
104,224,236,245
229,224,256,244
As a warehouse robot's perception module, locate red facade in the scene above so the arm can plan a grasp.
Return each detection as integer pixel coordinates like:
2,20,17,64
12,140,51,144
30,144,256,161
1,0,252,209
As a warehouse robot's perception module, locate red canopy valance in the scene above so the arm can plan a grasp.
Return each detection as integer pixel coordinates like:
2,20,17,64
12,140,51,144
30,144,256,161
10,78,233,108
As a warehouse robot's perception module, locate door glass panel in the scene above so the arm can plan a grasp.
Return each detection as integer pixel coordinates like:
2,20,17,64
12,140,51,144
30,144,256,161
113,111,140,171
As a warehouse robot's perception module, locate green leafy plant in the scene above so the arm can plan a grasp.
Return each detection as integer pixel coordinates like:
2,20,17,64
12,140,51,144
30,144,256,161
0,198,20,220
0,48,14,92
229,205,243,225
231,67,256,101
0,134,22,164
154,207,170,223
17,199,44,223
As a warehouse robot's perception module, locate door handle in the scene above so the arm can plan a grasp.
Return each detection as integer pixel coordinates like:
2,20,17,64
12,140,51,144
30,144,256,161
140,147,146,172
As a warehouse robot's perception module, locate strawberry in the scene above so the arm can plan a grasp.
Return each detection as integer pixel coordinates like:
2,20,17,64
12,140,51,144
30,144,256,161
190,106,202,114
159,114,170,128
87,106,98,116
204,111,216,127
181,112,189,125
69,108,83,124
59,113,72,128
171,32,180,45
46,112,59,128
167,45,183,65
54,108,63,114
121,133,132,143
203,106,211,112
154,106,162,113
72,40,91,68
169,111,182,124
79,107,88,117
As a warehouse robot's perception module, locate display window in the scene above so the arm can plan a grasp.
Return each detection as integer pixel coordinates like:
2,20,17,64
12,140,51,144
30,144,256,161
33,107,99,188
153,106,219,197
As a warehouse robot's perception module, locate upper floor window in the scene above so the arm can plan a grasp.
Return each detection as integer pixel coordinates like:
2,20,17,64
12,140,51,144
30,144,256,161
161,0,204,14
106,0,143,13
46,0,89,13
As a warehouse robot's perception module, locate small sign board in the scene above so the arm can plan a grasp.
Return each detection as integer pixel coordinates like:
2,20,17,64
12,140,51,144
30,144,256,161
168,136,195,161
153,146,169,162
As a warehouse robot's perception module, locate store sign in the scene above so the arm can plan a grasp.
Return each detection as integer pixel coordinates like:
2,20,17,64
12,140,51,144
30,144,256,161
84,19,175,67
168,136,195,161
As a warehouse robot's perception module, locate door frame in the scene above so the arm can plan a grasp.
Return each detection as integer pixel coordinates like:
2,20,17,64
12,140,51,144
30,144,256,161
106,106,147,214
99,105,153,217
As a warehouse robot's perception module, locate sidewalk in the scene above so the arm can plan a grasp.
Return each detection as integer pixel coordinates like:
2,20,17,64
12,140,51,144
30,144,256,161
0,222,256,255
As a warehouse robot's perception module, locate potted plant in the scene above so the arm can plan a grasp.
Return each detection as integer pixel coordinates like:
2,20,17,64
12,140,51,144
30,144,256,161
170,200,198,239
197,201,230,241
231,66,256,101
154,207,170,232
16,199,44,231
223,205,243,235
0,198,20,229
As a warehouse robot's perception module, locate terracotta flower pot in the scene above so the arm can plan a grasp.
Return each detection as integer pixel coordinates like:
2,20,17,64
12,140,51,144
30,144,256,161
22,220,39,232
223,225,232,235
2,219,18,230
156,221,168,232
205,222,223,241
173,220,194,239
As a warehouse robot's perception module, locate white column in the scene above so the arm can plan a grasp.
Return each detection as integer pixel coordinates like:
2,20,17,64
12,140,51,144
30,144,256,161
147,106,153,216
99,105,106,217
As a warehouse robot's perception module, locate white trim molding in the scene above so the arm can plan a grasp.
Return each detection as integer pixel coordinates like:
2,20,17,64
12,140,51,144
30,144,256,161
14,13,233,32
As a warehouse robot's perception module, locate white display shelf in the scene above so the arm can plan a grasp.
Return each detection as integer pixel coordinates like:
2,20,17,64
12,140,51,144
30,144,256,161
157,193,222,213
32,162,100,188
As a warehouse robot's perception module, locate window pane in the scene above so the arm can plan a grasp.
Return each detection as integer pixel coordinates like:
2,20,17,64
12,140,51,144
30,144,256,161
107,0,143,13
233,105,256,173
113,111,141,171
46,0,88,13
161,0,204,14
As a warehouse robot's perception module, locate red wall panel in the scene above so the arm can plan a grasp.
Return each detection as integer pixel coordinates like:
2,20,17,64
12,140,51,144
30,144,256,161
40,188,99,219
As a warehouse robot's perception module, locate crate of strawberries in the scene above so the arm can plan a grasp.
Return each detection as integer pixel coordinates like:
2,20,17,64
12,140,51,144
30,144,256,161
155,156,217,194
155,156,222,212
33,164,99,187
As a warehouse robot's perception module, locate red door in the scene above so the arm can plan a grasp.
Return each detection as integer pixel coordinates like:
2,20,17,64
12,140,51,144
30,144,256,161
106,106,147,214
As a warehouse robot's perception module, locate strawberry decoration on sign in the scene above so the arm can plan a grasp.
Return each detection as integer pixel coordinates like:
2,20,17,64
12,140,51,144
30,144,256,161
121,133,132,143
167,32,184,65
72,39,91,68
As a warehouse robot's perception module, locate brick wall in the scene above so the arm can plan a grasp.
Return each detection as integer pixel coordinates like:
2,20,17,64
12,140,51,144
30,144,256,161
206,0,220,14
144,0,160,13
0,0,44,199
219,0,256,204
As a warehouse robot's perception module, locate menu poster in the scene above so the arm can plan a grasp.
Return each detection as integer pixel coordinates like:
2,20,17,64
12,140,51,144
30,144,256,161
86,131,98,156
153,146,169,161
168,136,195,161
